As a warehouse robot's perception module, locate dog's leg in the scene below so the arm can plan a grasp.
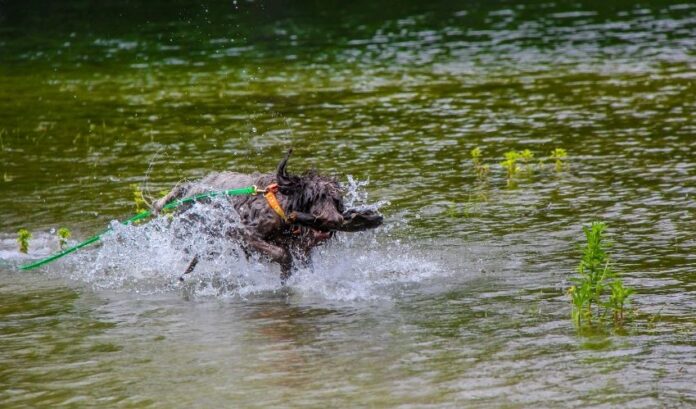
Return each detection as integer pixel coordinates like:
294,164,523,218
279,258,292,285
178,254,199,282
289,241,312,270
242,233,293,283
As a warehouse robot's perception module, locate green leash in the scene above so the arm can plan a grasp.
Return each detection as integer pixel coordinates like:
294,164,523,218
19,185,259,271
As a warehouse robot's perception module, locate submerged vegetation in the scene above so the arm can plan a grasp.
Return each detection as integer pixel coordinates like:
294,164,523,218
472,147,565,186
568,222,634,331
1,0,693,404
17,228,31,254
449,146,569,219
469,147,567,186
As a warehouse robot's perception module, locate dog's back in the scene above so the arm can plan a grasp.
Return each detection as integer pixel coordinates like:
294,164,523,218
153,172,266,211
153,150,382,282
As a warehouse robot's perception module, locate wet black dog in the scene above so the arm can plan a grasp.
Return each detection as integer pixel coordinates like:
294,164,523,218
153,150,383,282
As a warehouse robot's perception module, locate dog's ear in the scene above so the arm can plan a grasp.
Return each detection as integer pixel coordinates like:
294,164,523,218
276,149,301,194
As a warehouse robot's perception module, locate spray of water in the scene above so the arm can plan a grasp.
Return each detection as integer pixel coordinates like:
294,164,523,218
2,178,445,301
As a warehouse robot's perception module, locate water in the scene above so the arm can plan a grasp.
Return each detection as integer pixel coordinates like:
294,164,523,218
1,0,695,407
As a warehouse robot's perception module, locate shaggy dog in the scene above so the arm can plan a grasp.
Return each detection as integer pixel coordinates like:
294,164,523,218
153,150,382,282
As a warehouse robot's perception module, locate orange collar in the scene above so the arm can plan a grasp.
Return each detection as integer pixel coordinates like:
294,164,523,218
262,183,288,223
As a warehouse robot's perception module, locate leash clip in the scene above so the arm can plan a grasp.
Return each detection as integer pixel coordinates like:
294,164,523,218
254,183,280,195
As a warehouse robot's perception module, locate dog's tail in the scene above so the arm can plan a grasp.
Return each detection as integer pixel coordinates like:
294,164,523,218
152,180,189,214
276,148,293,178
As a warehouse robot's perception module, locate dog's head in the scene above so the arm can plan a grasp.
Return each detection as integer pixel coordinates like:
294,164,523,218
276,149,345,230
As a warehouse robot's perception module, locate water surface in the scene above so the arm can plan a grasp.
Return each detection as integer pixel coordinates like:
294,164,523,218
1,0,695,407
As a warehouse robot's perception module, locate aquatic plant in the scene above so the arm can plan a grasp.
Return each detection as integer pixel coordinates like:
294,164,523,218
444,193,487,218
519,149,534,172
57,227,71,249
131,183,148,214
17,228,31,254
470,147,490,179
470,147,482,166
608,278,634,326
576,222,611,322
478,164,490,179
646,308,662,333
500,151,520,183
568,281,592,326
569,221,634,330
550,148,567,172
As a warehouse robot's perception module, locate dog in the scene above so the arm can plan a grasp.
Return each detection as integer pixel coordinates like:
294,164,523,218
153,149,383,282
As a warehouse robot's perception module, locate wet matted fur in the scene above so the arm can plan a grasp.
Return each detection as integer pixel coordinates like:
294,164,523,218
153,150,382,282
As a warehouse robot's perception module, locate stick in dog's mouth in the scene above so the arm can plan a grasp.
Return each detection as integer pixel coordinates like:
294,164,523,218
289,209,383,232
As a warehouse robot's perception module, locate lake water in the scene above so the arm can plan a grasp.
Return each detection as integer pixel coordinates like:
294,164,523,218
1,0,695,407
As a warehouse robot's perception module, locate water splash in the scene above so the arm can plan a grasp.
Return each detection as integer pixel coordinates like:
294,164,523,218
3,179,442,301
343,175,391,211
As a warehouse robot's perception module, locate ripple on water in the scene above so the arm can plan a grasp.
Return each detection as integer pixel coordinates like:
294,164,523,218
1,0,696,407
